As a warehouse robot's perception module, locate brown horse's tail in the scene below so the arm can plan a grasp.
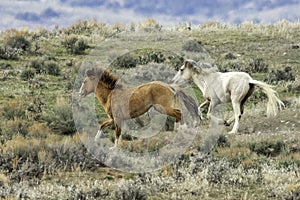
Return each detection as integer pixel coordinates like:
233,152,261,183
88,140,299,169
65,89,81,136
174,90,201,125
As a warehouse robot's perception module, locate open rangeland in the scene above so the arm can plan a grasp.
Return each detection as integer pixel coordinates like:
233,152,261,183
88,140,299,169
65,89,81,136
0,20,299,199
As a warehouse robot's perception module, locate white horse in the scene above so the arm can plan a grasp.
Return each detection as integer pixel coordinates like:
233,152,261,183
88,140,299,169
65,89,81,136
173,59,284,134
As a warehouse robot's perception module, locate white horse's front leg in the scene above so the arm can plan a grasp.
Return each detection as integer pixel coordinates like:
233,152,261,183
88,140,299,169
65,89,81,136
229,102,241,134
95,130,103,141
225,116,235,126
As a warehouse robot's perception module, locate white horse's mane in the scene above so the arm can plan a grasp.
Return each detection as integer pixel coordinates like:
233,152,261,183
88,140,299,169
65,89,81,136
186,59,218,74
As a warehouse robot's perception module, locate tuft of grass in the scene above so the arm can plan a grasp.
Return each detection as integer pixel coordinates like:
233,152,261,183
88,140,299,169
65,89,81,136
249,141,286,157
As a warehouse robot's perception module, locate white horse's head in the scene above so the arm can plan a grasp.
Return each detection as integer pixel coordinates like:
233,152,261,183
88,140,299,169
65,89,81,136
172,59,198,83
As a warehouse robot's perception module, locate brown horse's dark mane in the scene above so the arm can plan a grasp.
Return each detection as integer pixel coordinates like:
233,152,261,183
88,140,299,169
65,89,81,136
99,69,120,89
86,67,122,89
86,67,121,89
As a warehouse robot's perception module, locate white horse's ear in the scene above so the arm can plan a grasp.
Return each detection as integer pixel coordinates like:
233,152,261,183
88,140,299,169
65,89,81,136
184,60,193,68
183,60,188,68
184,60,191,67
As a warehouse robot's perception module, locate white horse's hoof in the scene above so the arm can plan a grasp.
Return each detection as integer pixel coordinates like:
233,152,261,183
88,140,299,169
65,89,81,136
228,131,236,135
109,146,118,151
95,130,103,141
224,121,231,126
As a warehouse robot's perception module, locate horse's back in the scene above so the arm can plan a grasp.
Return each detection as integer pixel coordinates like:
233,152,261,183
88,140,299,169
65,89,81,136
220,71,252,80
217,72,252,86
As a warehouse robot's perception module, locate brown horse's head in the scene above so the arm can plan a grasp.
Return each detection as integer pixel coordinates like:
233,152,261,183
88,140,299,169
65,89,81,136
79,68,101,97
79,67,119,97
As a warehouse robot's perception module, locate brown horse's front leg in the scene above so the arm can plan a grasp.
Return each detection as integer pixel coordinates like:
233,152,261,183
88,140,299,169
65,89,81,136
95,118,113,140
114,125,122,147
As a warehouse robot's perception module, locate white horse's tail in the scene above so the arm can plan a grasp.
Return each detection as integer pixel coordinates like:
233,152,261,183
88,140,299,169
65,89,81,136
249,79,284,117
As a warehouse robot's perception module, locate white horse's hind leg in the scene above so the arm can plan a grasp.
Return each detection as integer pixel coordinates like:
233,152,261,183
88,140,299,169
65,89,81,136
95,130,103,141
229,102,241,134
198,100,210,120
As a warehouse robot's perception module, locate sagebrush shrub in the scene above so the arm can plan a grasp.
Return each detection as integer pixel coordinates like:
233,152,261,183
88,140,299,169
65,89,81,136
0,46,21,60
1,99,26,120
5,35,31,52
2,120,29,139
249,141,286,157
30,59,44,74
249,58,269,73
182,40,204,52
43,102,76,135
20,68,35,81
112,54,137,68
114,181,146,200
62,36,89,55
28,59,60,76
265,67,295,84
45,62,60,76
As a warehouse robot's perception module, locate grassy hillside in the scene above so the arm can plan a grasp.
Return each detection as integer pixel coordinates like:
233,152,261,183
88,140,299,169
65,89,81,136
0,19,299,199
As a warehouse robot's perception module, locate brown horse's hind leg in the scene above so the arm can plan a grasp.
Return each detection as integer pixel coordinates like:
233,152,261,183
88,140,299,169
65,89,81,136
114,125,122,147
95,118,113,140
153,105,182,123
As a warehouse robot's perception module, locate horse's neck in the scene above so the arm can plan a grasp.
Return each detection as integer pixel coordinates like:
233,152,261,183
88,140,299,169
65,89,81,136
192,72,216,95
95,83,112,106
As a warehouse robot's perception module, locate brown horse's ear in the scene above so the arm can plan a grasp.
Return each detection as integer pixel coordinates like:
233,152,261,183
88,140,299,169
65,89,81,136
85,68,96,77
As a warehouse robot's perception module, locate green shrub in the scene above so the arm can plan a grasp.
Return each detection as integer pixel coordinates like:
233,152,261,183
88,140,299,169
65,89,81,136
182,40,204,52
138,50,165,64
28,59,60,76
62,36,89,55
45,62,60,76
20,68,35,81
218,58,269,74
216,134,231,148
74,39,89,54
249,58,269,73
110,49,183,69
30,59,44,74
2,120,29,138
265,66,295,84
0,46,21,60
249,141,286,157
43,102,76,135
114,181,146,200
112,54,137,68
6,35,31,52
168,55,184,70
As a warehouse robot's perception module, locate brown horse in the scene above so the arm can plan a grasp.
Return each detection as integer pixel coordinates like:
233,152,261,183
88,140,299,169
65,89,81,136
79,67,199,147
